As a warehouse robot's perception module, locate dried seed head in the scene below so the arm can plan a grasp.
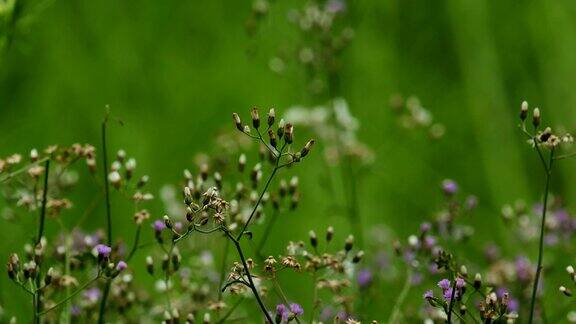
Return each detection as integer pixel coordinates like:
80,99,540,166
326,226,334,242
533,108,541,128
251,107,260,129
232,113,243,131
345,235,354,252
520,101,528,121
309,230,318,248
243,125,251,134
300,139,315,158
284,123,294,144
268,108,275,126
86,157,97,173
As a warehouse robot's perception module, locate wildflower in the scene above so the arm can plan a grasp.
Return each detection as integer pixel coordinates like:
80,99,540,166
83,287,101,303
443,288,456,301
290,303,304,316
276,304,289,322
455,277,465,288
357,269,372,288
441,179,458,195
95,244,112,258
116,261,128,272
438,279,451,290
153,220,166,233
423,290,433,299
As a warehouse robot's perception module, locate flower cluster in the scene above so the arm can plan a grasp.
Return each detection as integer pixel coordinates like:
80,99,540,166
389,95,445,139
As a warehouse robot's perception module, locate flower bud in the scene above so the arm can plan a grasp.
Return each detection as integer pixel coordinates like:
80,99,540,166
353,250,364,263
345,235,354,252
30,149,39,162
163,215,173,230
474,273,482,289
238,154,246,172
533,108,541,128
137,175,149,188
268,129,277,148
560,285,572,297
268,108,275,126
284,123,294,144
44,267,55,286
184,187,193,205
520,101,528,121
300,139,315,158
309,230,318,248
232,113,243,131
108,171,121,189
277,119,285,139
146,256,154,275
326,226,334,242
251,107,260,129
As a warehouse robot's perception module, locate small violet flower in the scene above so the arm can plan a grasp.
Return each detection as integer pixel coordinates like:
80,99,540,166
357,269,373,288
423,290,433,299
441,179,458,195
116,260,128,271
153,220,166,232
95,244,112,258
290,303,304,316
438,278,451,290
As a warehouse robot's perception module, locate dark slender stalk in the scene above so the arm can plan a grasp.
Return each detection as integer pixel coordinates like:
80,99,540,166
97,279,112,324
528,148,555,324
225,231,273,323
39,276,100,315
446,276,458,323
98,113,113,324
34,160,50,324
102,118,112,246
36,160,50,245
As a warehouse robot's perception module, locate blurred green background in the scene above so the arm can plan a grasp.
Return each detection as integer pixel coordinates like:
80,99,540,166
2,0,576,321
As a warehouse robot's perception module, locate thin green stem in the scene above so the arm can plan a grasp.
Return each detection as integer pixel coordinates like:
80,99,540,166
97,279,112,324
218,238,230,301
217,298,244,324
102,117,112,246
528,148,555,324
388,267,412,324
0,157,50,183
126,225,142,261
34,160,50,324
39,276,100,315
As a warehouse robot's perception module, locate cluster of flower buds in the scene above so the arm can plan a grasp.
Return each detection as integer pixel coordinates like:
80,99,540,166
520,101,574,149
559,265,576,297
108,149,151,193
232,108,315,165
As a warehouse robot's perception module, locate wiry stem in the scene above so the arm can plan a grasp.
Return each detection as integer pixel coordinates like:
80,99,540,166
528,147,555,324
126,225,142,261
98,112,113,324
224,230,273,323
39,276,100,315
388,267,412,324
34,160,50,323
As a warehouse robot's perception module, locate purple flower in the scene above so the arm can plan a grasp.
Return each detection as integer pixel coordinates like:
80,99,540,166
443,288,456,301
508,298,519,312
438,279,451,290
515,256,532,282
456,278,465,288
441,179,458,195
153,220,166,232
95,244,112,258
357,269,373,288
290,303,304,316
423,290,433,299
70,305,81,317
320,306,334,322
424,236,437,249
276,304,289,322
420,222,432,233
325,0,346,14
83,287,101,303
174,221,183,232
116,260,128,271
